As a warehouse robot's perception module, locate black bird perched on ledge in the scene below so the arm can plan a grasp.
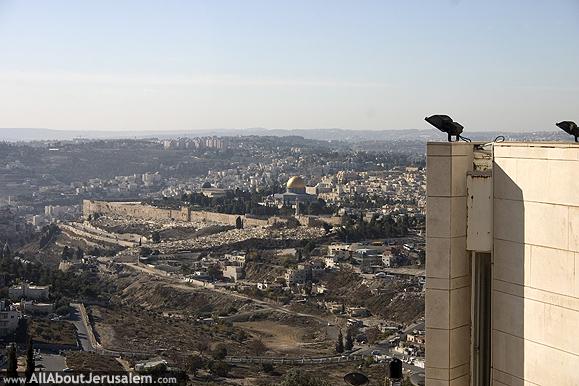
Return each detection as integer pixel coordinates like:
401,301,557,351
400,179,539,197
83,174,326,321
425,114,465,142
556,121,579,142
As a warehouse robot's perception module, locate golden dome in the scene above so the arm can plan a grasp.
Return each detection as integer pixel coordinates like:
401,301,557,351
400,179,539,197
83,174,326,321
286,176,306,189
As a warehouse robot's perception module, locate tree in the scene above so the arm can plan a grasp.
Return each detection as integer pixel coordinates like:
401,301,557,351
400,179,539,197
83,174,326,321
61,246,73,260
151,231,161,243
207,264,222,281
208,360,229,377
335,330,344,353
246,338,267,356
365,326,380,345
25,336,35,383
6,343,18,383
303,240,316,257
261,363,274,374
75,247,84,260
344,328,354,351
55,304,72,316
139,247,152,257
286,217,300,228
235,216,243,229
187,354,204,377
278,369,330,386
195,336,210,357
211,343,228,360
295,249,303,263
3,242,11,259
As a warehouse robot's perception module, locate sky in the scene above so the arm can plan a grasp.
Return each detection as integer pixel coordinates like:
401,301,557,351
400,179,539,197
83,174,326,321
0,0,578,132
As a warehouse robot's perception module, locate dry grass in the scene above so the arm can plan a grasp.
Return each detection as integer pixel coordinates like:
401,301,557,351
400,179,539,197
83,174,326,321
29,319,77,346
235,320,333,357
65,351,125,372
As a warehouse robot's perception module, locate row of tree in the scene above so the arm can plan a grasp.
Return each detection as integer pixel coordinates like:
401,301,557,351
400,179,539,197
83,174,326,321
336,326,383,354
337,213,412,242
4,337,35,385
180,190,334,217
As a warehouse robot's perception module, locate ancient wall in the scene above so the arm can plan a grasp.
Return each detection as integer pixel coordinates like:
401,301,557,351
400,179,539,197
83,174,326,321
83,200,269,227
83,200,183,221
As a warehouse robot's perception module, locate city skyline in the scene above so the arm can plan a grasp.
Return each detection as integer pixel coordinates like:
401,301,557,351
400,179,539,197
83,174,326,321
1,0,578,131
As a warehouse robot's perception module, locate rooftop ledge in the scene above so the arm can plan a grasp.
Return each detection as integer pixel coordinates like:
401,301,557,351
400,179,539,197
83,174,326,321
427,141,579,160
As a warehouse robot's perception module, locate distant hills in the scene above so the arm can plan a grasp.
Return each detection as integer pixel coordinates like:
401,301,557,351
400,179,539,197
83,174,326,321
0,127,567,142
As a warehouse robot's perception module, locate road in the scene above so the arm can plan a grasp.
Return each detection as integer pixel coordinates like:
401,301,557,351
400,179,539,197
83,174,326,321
69,304,95,352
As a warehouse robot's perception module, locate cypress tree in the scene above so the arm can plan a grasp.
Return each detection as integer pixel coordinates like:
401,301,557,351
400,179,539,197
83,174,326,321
25,336,35,384
6,343,18,384
335,330,344,353
344,328,354,351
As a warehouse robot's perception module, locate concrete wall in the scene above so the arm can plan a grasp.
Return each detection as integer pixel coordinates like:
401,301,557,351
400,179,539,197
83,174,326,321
426,142,579,386
425,142,473,386
492,143,579,386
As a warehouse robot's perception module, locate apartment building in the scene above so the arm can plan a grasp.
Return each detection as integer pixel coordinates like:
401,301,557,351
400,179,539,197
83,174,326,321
425,141,579,386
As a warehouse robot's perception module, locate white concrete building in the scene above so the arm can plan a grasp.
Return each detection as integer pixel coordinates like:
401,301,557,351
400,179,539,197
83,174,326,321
0,300,20,337
225,252,247,266
425,142,579,386
19,300,55,314
9,282,50,301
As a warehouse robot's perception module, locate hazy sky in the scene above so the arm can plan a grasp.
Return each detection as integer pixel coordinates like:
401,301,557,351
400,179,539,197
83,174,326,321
0,0,578,132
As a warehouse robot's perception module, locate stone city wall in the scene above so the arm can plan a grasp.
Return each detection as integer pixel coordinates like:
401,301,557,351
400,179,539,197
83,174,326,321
83,200,189,221
83,200,269,227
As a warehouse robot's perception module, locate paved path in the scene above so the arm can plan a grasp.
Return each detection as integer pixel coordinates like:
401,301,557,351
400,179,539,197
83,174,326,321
69,304,95,352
